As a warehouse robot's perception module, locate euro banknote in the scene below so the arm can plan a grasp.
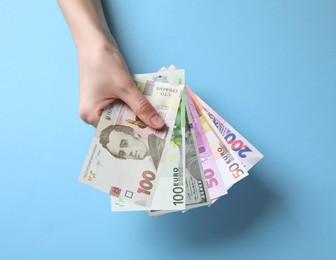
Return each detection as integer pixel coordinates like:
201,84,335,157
186,86,248,189
185,88,227,200
149,100,212,216
197,96,263,171
79,65,263,216
148,66,212,216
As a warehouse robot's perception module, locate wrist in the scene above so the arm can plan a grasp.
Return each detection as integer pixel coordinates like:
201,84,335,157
76,31,118,55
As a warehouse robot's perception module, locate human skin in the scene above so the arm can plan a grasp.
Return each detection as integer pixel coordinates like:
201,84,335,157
57,0,165,129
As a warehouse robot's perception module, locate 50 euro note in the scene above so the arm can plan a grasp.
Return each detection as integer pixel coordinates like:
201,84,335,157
79,79,184,209
185,88,227,200
186,87,248,189
111,93,186,211
197,96,263,171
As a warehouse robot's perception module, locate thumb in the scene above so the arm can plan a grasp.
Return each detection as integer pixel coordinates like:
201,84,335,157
122,87,165,129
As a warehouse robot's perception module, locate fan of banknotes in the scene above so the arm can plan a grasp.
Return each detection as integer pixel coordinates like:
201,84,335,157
79,65,263,216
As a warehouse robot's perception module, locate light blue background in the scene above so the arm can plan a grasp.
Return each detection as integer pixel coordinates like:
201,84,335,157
1,0,335,259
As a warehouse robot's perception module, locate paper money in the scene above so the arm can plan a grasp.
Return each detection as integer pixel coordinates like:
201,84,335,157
154,65,211,210
149,66,212,216
79,79,184,208
111,197,145,211
186,87,248,189
150,94,186,210
133,69,185,85
149,95,212,216
183,105,212,209
111,69,186,211
185,89,227,200
197,97,263,171
112,94,186,211
79,65,263,216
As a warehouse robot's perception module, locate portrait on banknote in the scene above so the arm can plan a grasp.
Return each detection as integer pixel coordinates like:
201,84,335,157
99,124,165,170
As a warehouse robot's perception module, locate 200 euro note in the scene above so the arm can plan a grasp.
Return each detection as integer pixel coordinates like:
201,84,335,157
111,93,186,211
79,80,184,209
197,97,263,171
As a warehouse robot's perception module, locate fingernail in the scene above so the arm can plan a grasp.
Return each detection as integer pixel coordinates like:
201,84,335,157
151,114,164,127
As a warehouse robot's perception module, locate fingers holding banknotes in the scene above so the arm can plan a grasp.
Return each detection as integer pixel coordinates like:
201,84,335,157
57,0,164,129
78,44,165,129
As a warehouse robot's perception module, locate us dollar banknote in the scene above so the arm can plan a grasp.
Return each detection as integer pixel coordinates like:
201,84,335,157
79,78,184,209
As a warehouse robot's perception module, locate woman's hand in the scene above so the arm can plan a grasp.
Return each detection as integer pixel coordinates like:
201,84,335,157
78,42,164,128
58,0,164,129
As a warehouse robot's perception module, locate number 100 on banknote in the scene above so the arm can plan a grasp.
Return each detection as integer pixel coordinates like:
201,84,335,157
79,77,185,209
